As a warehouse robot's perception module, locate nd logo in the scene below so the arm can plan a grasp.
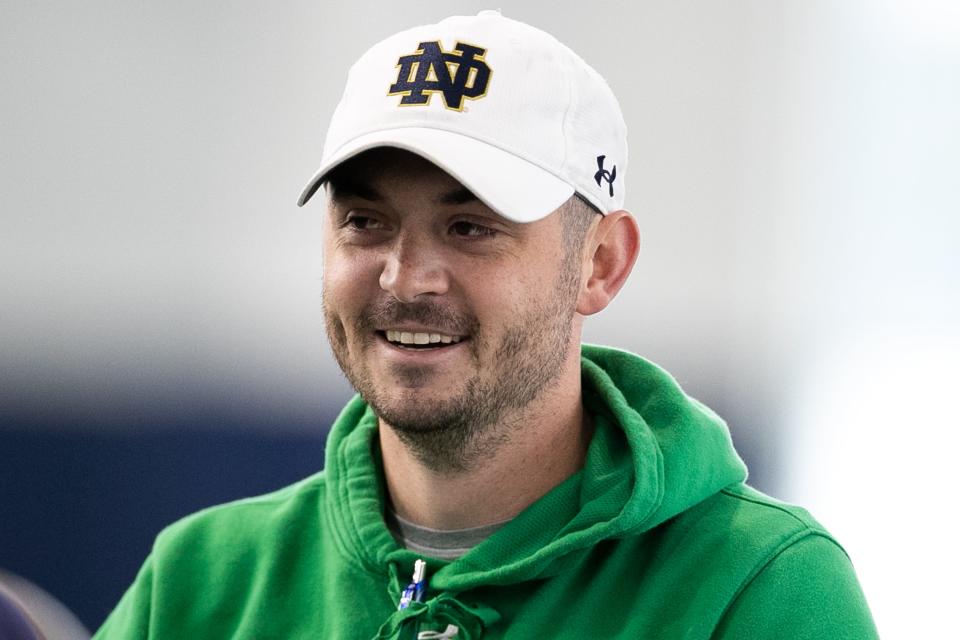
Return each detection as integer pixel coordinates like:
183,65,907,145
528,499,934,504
388,41,492,111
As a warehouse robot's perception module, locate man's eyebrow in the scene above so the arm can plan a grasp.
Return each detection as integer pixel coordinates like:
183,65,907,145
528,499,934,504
327,179,382,202
438,186,479,205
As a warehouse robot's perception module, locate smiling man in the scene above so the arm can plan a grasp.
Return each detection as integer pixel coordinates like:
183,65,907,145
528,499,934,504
320,148,616,538
95,11,877,639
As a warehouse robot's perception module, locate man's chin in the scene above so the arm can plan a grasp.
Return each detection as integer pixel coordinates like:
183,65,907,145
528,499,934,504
379,362,457,389
370,362,463,391
366,392,466,433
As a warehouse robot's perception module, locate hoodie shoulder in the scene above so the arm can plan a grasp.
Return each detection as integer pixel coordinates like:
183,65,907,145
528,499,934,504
155,471,328,555
95,472,331,639
700,485,879,638
717,483,833,537
613,482,876,637
675,482,842,562
145,470,330,596
660,481,860,614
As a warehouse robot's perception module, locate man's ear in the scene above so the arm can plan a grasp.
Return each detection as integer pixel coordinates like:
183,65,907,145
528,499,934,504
576,210,641,316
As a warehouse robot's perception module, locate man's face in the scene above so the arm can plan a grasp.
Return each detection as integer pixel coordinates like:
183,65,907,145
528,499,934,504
321,149,584,468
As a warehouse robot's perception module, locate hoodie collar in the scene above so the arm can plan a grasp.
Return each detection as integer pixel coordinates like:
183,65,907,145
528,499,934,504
322,344,748,591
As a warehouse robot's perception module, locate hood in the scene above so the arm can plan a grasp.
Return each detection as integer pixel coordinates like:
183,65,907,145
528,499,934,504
322,343,747,597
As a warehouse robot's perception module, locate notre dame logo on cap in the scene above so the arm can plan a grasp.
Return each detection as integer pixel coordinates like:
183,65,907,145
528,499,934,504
388,41,492,111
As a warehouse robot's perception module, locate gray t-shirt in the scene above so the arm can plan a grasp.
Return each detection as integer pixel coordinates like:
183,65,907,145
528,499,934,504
385,509,511,561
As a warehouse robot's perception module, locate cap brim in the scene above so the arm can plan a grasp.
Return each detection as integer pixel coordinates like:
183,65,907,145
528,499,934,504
296,128,575,223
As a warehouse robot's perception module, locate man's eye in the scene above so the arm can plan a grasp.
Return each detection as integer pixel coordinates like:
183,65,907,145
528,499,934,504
343,215,383,231
450,221,497,238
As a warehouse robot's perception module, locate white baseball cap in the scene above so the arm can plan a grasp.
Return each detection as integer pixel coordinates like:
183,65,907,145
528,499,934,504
297,10,628,223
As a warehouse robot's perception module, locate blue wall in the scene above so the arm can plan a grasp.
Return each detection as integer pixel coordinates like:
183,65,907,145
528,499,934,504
1,418,332,631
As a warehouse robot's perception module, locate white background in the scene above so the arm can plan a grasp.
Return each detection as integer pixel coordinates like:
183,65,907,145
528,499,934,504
2,2,958,636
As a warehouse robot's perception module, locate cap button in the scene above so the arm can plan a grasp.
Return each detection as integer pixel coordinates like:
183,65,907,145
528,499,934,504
477,9,502,17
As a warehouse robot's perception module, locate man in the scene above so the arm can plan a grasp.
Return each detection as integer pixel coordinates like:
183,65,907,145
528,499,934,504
95,11,877,639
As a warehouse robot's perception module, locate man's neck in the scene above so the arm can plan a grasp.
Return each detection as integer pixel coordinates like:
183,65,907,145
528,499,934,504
378,368,593,531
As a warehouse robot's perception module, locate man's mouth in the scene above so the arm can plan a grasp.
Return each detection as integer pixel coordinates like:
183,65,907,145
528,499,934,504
378,330,466,350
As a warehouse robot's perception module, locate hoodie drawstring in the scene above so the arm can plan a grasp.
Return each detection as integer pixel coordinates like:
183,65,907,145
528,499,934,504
372,591,501,640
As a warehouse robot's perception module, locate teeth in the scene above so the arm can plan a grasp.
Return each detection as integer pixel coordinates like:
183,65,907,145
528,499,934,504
384,330,462,345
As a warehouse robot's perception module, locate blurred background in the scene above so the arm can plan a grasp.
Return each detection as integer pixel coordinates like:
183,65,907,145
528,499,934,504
1,0,957,637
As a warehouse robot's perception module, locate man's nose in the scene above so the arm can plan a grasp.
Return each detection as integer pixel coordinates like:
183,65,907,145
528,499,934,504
379,237,450,302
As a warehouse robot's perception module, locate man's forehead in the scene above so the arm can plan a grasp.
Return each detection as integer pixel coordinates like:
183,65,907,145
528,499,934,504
324,147,495,210
327,147,441,178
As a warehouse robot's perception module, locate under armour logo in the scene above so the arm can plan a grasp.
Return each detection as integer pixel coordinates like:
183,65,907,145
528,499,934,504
388,41,491,111
594,155,617,197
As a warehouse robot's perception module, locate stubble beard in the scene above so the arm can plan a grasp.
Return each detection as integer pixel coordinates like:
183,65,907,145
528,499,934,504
323,255,581,474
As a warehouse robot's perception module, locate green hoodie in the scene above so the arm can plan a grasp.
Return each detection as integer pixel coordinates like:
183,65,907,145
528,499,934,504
94,345,877,638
